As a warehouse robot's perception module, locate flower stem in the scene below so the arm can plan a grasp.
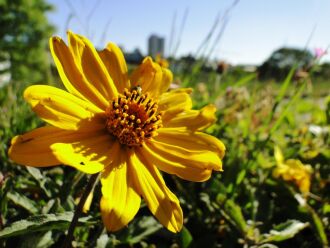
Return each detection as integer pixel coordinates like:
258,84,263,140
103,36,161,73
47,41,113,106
62,173,99,248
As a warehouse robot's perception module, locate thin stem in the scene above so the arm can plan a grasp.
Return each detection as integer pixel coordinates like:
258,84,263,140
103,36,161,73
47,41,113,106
62,173,99,248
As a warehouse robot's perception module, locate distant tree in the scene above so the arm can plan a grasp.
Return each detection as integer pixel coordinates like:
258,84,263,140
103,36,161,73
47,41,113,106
124,48,144,65
180,54,197,74
258,47,314,81
0,0,55,84
314,62,330,80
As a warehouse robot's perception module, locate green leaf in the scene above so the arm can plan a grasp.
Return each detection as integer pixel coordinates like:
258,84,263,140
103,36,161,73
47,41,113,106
26,167,52,197
322,203,330,215
7,191,39,214
200,192,216,212
179,226,193,248
221,199,247,235
270,82,306,134
308,206,329,247
19,231,54,248
234,73,257,87
235,169,246,186
259,220,308,243
26,167,43,181
123,216,162,245
265,66,296,126
96,234,109,248
257,244,279,248
95,233,119,248
0,212,92,239
275,66,296,104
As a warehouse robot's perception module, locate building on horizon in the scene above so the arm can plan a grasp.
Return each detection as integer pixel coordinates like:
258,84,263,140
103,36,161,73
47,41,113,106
148,34,165,59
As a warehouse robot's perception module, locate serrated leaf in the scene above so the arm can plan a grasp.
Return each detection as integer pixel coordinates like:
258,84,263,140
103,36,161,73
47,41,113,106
260,220,308,243
0,212,92,238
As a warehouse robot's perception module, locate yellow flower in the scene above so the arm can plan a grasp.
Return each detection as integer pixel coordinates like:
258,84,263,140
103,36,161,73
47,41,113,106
8,31,225,233
273,146,312,194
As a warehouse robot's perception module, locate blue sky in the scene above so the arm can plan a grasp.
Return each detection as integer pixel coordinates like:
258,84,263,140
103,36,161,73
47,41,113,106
47,0,330,65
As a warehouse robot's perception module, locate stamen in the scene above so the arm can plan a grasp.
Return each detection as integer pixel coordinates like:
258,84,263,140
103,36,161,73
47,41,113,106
105,88,162,147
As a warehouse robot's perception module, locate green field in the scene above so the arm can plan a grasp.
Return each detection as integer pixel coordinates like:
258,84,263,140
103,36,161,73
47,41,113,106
1,61,329,247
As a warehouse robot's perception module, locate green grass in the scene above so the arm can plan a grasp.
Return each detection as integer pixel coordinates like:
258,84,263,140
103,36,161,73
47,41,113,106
0,65,329,247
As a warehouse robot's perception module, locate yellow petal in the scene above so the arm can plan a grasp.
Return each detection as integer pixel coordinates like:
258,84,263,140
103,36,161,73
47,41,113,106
274,146,284,164
157,67,172,97
50,36,109,109
24,85,105,131
51,132,115,174
157,128,226,160
99,42,130,93
164,104,217,130
298,178,311,193
137,146,213,182
129,152,183,233
158,90,193,122
9,126,64,166
165,88,193,94
130,57,161,93
130,57,172,98
155,54,169,68
82,191,94,213
67,31,118,100
145,134,222,170
9,125,114,173
100,147,141,232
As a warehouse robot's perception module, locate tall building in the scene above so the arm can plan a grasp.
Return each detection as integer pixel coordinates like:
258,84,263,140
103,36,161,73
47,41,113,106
148,34,165,58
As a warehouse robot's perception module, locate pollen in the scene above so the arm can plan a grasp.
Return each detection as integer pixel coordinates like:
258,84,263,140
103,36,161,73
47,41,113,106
105,88,162,147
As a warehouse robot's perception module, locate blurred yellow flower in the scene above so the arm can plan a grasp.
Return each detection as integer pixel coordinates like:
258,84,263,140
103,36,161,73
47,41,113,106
75,190,94,214
273,146,312,194
8,31,225,233
155,53,169,68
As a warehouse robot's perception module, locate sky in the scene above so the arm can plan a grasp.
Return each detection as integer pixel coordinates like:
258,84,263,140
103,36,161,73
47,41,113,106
47,0,330,65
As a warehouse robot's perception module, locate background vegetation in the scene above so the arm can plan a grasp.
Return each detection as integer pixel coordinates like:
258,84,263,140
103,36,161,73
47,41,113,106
0,0,329,247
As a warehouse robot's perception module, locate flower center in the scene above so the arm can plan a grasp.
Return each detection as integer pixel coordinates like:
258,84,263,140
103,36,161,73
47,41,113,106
105,88,162,147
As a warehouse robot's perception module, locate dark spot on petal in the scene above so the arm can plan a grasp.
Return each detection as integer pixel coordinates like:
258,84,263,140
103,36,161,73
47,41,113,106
21,138,33,144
